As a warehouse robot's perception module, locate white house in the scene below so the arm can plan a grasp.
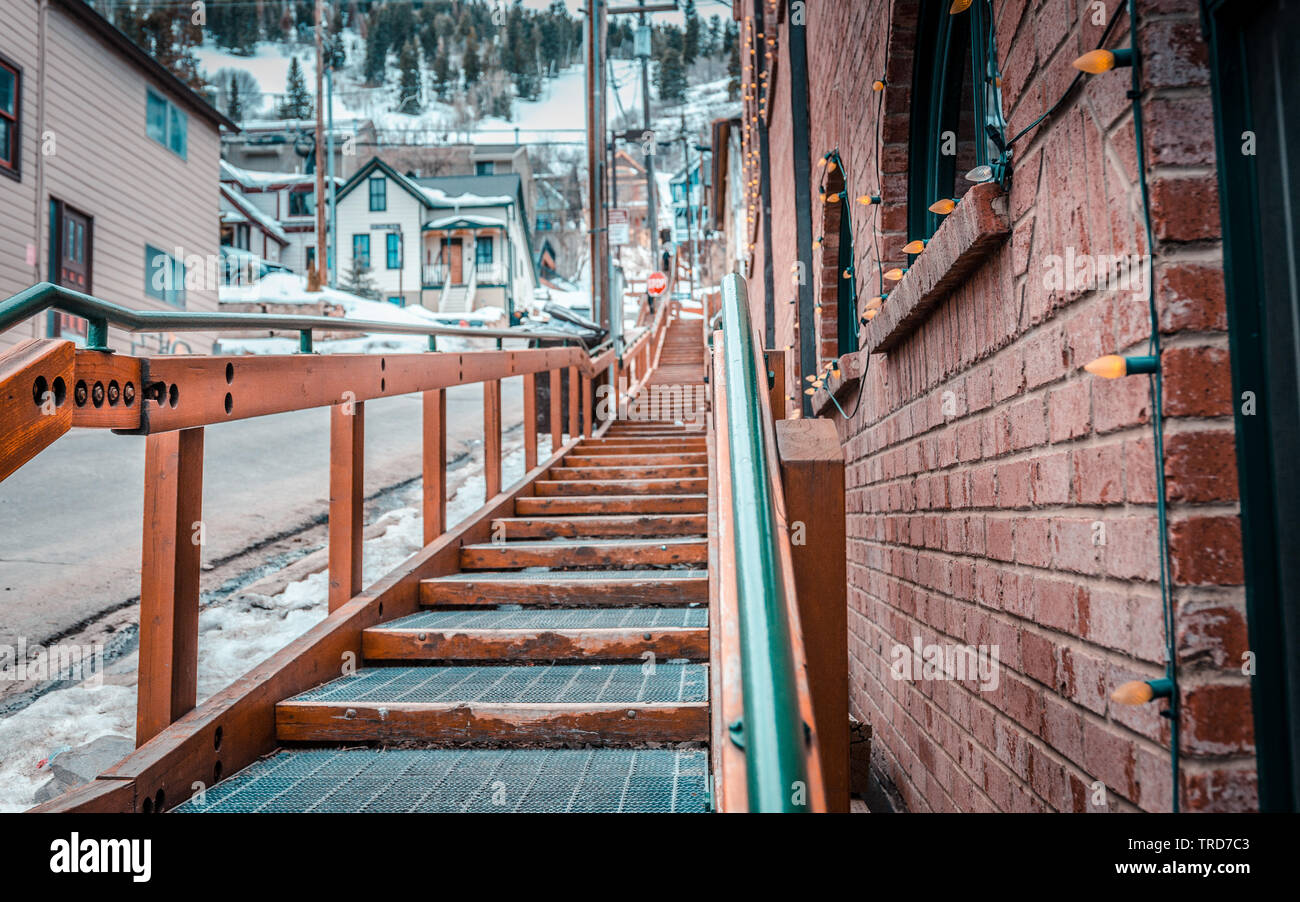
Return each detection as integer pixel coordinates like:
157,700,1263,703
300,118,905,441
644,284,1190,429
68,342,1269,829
334,157,539,317
219,160,342,276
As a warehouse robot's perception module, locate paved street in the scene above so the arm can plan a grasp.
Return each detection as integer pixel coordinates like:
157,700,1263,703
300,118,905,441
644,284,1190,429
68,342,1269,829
0,380,523,648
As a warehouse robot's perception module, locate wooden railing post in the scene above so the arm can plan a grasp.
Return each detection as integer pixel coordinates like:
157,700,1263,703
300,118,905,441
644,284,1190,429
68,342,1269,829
581,372,593,438
484,378,502,498
422,388,446,544
329,401,364,611
775,417,849,811
549,368,562,452
523,372,537,471
137,426,204,747
567,364,579,439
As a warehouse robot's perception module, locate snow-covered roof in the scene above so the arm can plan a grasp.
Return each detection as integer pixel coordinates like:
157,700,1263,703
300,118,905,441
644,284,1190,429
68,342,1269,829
219,272,504,326
423,213,506,230
220,159,342,190
220,184,290,244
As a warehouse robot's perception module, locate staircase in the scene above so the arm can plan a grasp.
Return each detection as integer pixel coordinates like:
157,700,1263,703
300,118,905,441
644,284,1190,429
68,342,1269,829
649,315,707,387
176,420,714,813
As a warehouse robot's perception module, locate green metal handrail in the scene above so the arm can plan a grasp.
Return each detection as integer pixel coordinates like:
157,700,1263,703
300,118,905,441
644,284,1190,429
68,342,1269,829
718,272,810,811
0,281,587,351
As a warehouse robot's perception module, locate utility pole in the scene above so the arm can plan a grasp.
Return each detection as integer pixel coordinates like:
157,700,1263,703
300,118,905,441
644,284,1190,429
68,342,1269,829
310,0,326,292
584,0,608,329
638,4,658,269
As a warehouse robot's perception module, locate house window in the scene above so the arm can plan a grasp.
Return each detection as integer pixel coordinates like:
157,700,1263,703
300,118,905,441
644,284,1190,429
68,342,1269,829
146,88,188,159
369,177,387,211
475,161,493,175
288,188,314,217
306,246,316,269
145,244,186,307
0,53,20,179
475,235,494,265
907,0,1006,241
387,296,403,306
386,232,401,269
353,234,370,267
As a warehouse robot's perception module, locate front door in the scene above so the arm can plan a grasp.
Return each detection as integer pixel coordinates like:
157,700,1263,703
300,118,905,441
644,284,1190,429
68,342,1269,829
51,200,91,339
442,237,463,284
1207,0,1300,811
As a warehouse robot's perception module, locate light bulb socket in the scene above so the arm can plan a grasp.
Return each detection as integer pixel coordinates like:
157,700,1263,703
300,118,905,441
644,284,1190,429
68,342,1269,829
1146,677,1174,699
1110,48,1134,69
1125,354,1159,375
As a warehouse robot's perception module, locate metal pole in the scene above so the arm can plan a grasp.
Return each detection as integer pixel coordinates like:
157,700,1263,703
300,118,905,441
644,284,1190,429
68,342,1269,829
788,4,816,416
311,0,326,290
640,6,658,269
327,64,337,288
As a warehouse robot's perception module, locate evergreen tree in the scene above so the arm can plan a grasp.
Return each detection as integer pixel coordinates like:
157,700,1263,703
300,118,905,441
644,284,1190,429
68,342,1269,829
726,23,741,101
657,47,686,104
227,72,243,123
278,57,313,120
683,0,700,66
397,40,422,113
707,15,722,57
364,9,388,84
463,30,481,86
432,42,453,100
342,257,378,299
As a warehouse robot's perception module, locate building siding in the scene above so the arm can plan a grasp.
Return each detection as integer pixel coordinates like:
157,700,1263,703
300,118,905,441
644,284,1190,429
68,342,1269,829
1,1,224,355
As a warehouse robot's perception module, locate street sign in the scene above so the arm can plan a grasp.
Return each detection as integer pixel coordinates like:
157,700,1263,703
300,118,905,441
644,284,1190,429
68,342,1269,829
609,208,630,246
647,271,668,297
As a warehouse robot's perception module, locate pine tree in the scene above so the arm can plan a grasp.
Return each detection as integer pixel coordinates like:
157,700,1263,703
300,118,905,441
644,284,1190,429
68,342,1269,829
657,48,687,104
683,0,700,66
432,43,453,100
364,9,388,84
397,40,422,113
463,30,481,86
342,257,378,299
707,14,721,57
726,23,741,102
278,57,313,120
227,72,243,123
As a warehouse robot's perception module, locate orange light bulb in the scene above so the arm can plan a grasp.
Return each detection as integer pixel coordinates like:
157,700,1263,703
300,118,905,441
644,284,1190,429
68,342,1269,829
1084,355,1128,379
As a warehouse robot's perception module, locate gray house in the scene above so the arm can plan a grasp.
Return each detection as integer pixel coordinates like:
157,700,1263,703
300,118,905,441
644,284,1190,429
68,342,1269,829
0,0,236,355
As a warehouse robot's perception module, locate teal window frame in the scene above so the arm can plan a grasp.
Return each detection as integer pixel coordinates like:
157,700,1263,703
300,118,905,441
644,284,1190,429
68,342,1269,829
386,231,401,269
146,87,187,159
907,0,1006,242
353,234,370,268
144,244,185,308
369,177,387,212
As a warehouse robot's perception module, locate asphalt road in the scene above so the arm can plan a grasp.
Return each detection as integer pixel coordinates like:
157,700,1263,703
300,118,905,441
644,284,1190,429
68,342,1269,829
0,380,524,648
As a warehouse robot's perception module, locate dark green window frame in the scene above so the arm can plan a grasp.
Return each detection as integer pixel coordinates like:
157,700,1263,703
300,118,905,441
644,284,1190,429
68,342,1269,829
144,244,185,308
907,0,1006,243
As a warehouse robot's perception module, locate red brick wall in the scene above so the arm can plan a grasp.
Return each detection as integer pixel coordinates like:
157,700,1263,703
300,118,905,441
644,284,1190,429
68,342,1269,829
744,0,1253,811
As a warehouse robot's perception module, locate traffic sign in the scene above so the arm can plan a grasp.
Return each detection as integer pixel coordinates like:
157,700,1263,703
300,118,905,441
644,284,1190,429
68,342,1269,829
647,271,668,297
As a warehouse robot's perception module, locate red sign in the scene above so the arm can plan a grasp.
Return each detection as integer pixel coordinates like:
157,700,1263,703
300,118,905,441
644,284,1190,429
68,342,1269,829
647,271,668,297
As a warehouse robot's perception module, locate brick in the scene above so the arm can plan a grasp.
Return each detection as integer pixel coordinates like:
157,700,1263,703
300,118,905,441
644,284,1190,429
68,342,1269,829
1047,379,1091,442
1164,430,1238,502
1162,346,1233,417
1182,683,1255,755
1150,176,1221,242
1169,515,1244,585
1158,263,1227,333
1073,443,1124,504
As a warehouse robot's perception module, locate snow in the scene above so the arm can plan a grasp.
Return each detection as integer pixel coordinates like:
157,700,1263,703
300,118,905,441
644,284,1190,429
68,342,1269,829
0,436,550,812
221,159,340,189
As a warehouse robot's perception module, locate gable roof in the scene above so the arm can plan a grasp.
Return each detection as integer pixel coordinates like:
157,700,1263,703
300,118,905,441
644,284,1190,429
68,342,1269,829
220,184,290,245
414,173,523,208
52,0,238,132
336,156,436,208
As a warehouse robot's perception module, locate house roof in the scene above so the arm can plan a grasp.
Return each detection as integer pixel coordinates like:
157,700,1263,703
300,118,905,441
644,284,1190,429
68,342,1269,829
221,159,342,191
414,173,523,206
220,184,290,245
52,0,238,132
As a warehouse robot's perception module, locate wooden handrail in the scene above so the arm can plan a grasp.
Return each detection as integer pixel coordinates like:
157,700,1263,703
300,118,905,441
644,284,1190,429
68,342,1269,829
2,322,649,761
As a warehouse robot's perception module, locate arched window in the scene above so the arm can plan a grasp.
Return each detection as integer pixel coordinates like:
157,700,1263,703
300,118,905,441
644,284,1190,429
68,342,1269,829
907,0,1007,242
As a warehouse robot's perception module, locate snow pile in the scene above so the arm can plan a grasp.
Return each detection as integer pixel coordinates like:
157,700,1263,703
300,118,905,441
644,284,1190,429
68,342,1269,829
0,435,550,812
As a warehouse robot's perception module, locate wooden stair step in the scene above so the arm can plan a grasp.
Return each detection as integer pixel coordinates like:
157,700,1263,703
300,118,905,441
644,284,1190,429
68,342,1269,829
562,453,707,467
362,608,708,662
459,536,707,569
548,465,706,480
491,513,706,538
275,664,710,745
534,478,707,496
420,569,708,606
514,494,707,515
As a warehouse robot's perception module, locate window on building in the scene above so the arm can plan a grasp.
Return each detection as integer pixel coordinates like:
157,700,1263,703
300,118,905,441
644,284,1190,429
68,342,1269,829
145,244,186,307
353,234,370,267
387,296,403,306
475,161,493,175
475,235,494,265
907,0,1006,241
0,53,20,180
288,188,314,217
306,246,316,269
146,88,188,159
369,177,387,211
386,232,401,269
